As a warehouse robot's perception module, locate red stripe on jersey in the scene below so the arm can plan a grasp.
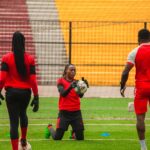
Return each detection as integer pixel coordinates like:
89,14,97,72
127,62,134,65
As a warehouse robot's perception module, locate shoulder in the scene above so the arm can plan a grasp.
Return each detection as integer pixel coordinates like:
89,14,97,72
25,53,35,60
127,46,139,65
128,46,139,56
2,52,13,62
25,53,35,64
57,77,64,83
57,77,66,85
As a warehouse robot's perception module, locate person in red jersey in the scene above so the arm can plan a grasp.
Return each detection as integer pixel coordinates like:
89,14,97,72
120,29,150,150
0,31,39,150
45,64,89,140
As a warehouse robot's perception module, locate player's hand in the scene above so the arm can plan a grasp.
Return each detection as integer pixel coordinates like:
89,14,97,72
70,81,77,88
120,87,126,97
0,92,4,105
120,82,126,97
82,77,89,88
30,95,39,112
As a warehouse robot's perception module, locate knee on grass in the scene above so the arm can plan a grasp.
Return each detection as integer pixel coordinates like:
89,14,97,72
75,130,84,140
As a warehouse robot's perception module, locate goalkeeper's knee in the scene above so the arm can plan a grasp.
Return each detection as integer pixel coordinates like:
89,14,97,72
75,130,84,140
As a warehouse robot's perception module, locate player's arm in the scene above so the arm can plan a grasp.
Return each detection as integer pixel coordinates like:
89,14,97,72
120,48,137,97
0,62,8,89
57,81,77,97
29,57,38,97
120,63,134,97
29,57,39,112
0,56,9,89
0,57,8,104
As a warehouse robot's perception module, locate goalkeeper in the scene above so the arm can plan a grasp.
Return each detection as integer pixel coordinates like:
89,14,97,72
45,64,89,140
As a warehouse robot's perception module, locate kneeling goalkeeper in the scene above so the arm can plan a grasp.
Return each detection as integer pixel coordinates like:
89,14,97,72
45,64,89,140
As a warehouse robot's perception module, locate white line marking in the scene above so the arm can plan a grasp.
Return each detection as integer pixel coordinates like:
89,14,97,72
1,118,150,121
0,139,139,142
0,118,139,120
0,123,142,127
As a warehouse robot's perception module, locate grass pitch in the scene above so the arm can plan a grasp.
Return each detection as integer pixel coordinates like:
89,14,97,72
0,97,150,150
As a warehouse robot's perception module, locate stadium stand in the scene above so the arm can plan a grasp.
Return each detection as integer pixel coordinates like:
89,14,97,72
0,0,36,71
0,0,68,85
26,0,68,84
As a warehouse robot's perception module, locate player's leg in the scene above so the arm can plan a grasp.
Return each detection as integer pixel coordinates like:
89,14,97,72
54,129,65,140
136,113,147,150
47,125,65,140
46,111,69,140
136,113,146,140
71,111,84,140
134,89,148,150
5,89,19,150
74,130,84,140
19,89,31,146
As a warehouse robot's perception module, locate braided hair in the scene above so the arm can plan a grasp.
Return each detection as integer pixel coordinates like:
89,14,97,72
12,31,27,79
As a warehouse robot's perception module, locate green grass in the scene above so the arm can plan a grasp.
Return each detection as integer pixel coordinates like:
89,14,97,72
0,98,150,150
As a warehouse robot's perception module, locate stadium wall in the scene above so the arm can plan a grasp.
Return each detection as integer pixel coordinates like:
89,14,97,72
38,85,134,98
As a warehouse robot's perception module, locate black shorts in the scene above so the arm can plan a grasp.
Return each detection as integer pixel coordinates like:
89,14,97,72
5,87,31,113
56,110,84,131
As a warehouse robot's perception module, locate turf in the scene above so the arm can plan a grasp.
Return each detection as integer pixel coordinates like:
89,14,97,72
0,98,150,150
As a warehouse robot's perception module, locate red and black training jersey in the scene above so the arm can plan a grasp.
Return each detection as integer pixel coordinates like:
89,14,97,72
57,77,80,111
0,52,38,96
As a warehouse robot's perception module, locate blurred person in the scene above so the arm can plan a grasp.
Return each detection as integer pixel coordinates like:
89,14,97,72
120,29,150,150
45,64,89,140
0,31,39,150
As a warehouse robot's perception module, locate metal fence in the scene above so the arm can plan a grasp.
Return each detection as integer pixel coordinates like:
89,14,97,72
0,20,149,85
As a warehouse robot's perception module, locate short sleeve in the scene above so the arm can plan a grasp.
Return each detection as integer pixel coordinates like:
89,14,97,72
1,55,8,63
57,78,63,86
127,47,139,65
